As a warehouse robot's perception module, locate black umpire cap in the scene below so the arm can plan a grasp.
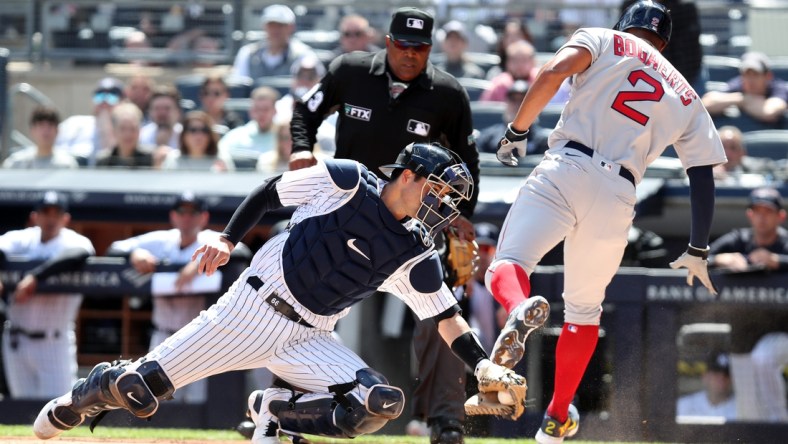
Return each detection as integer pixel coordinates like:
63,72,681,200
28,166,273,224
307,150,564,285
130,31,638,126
389,7,434,45
36,190,69,212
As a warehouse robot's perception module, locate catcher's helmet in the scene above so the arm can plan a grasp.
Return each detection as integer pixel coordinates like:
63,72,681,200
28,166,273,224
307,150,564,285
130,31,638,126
380,142,473,236
613,0,672,45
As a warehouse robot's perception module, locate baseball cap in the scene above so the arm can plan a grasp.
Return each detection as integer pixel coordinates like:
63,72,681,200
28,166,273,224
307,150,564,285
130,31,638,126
36,190,69,212
441,20,468,41
94,77,124,96
748,187,783,210
261,4,295,26
389,7,434,44
474,222,500,246
172,191,207,212
739,51,771,74
705,351,730,375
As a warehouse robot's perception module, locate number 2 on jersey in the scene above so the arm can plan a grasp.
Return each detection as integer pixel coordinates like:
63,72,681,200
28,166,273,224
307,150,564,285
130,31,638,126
611,69,664,126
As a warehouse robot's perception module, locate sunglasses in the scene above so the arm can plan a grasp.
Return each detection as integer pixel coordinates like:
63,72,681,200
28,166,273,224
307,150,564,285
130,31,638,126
201,89,226,97
93,92,121,105
390,38,431,53
186,126,211,134
342,30,365,38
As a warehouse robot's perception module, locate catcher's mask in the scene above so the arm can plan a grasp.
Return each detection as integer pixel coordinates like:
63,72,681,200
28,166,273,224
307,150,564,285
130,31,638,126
613,0,672,45
380,142,473,238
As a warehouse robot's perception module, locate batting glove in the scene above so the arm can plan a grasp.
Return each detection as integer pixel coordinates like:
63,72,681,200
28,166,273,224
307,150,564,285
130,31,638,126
496,123,529,167
670,245,718,295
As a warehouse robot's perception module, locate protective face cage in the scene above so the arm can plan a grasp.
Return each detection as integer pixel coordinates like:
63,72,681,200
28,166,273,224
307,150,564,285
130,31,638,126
415,162,473,238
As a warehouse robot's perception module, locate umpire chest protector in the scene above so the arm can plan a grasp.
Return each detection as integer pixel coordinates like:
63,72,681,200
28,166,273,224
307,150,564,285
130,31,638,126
282,160,440,315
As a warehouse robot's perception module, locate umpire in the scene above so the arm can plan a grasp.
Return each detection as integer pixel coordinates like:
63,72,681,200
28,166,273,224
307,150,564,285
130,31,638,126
289,7,479,443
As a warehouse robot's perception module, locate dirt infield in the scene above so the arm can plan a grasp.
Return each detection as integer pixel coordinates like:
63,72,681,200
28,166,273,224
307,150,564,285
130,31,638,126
3,439,243,444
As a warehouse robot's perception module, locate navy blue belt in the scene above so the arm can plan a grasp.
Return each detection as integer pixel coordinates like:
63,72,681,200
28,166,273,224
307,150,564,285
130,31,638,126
565,141,635,186
247,276,314,328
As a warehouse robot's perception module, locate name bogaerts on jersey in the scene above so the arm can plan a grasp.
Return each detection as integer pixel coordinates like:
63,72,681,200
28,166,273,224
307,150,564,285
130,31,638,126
612,33,697,106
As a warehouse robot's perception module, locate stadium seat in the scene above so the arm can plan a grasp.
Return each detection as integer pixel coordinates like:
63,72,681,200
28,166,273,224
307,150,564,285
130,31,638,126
742,130,788,161
254,75,292,98
470,101,505,131
703,55,740,82
224,98,252,123
457,77,492,102
537,104,564,129
712,110,786,133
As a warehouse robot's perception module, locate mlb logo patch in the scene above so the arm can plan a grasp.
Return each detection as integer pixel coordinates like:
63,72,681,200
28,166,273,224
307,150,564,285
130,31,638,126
407,18,424,29
600,160,613,172
407,119,430,136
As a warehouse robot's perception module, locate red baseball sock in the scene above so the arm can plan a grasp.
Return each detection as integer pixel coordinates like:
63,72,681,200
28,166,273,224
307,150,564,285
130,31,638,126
546,323,599,423
488,262,531,313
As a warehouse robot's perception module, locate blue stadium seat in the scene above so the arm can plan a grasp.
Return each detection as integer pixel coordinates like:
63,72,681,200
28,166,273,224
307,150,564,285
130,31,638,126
457,77,492,102
537,104,564,129
470,101,505,131
224,98,251,123
703,55,740,82
742,130,788,161
253,75,292,98
175,74,253,110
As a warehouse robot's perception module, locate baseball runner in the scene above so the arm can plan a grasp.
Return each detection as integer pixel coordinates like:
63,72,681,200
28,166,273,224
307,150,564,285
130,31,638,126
105,192,222,403
464,2,727,443
33,143,527,444
0,191,95,399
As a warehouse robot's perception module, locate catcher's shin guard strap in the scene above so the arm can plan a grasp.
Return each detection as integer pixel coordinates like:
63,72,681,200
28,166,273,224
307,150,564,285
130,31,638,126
450,331,489,370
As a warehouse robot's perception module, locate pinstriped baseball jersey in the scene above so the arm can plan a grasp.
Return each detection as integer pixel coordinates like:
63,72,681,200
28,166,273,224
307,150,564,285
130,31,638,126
0,226,94,398
550,28,727,182
146,159,459,393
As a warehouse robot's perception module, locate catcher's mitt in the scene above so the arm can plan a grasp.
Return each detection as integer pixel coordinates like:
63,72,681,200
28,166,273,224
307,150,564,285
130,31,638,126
445,232,479,288
465,361,527,420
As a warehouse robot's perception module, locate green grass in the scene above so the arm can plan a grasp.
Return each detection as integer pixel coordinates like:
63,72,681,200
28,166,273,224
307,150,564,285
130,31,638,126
0,424,665,443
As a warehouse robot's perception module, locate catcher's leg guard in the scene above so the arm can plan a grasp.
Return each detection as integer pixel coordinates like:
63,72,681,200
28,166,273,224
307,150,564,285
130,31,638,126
33,359,175,440
492,296,550,369
273,368,404,439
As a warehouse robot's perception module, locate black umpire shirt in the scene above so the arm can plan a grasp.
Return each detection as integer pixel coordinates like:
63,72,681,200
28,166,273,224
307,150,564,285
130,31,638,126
291,49,480,217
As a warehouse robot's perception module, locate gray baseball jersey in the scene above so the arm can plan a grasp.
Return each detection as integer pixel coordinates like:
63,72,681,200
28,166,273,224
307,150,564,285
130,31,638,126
495,28,727,325
0,227,94,398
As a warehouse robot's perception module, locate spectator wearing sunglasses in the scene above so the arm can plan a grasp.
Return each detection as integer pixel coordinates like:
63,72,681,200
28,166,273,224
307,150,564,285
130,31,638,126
197,75,245,131
161,111,235,172
95,103,155,169
55,77,125,166
330,14,380,60
289,7,479,444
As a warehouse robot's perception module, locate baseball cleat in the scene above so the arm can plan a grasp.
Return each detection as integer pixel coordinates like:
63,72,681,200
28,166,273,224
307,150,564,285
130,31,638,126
492,296,550,369
248,388,291,444
535,404,579,444
33,392,85,440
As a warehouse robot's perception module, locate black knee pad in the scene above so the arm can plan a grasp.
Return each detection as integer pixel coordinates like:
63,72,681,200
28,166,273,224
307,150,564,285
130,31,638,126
136,360,175,400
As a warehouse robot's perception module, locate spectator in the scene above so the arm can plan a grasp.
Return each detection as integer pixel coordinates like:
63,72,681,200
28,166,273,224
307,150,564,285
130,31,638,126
105,192,221,403
55,77,124,166
139,85,183,152
709,187,788,273
219,86,280,167
124,74,155,124
738,332,788,422
702,52,788,126
3,106,78,169
487,18,534,80
480,39,539,102
274,55,335,155
434,21,486,80
712,125,776,184
161,111,234,172
0,191,95,399
289,8,480,443
476,80,550,155
331,14,380,59
231,4,316,80
256,122,292,174
96,103,155,169
676,351,737,420
197,75,245,131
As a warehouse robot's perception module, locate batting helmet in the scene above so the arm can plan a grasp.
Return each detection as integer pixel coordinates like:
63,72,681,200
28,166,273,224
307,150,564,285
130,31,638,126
613,0,672,45
380,142,473,236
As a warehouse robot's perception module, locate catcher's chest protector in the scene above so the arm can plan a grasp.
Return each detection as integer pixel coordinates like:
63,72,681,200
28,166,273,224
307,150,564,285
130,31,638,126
282,167,432,316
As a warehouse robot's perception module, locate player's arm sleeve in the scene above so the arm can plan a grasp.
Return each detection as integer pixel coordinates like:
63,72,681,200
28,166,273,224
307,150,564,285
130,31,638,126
221,175,284,245
686,165,715,248
291,57,344,154
27,247,91,280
